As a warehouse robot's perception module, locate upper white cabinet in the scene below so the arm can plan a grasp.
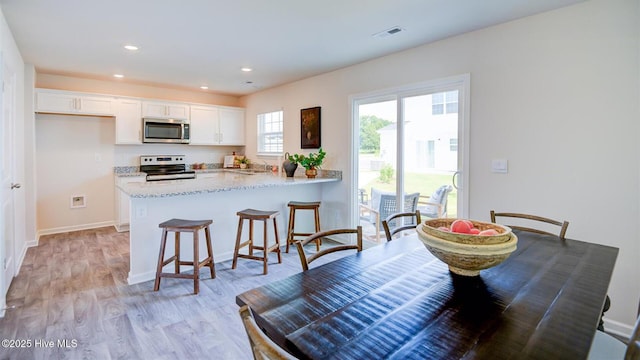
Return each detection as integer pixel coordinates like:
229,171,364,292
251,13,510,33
190,105,220,145
218,107,245,145
189,105,245,146
115,98,143,144
142,101,189,120
35,89,116,116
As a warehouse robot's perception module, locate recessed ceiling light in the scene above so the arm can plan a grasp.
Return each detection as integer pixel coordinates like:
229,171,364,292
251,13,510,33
200,86,209,90
241,67,253,72
113,74,124,78
124,45,139,51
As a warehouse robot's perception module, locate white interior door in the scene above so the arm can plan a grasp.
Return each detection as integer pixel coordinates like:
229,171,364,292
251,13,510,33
1,56,17,314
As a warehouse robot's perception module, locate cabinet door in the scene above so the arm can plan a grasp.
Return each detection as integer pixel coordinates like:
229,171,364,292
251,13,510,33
35,91,77,114
189,105,219,145
78,96,116,116
35,90,116,116
115,176,146,232
115,99,143,144
218,107,245,145
142,101,189,120
167,104,189,120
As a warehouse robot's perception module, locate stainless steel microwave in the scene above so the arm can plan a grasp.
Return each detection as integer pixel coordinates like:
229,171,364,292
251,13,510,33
143,118,190,144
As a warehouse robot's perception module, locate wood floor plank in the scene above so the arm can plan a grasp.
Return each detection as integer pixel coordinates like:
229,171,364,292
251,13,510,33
0,226,359,359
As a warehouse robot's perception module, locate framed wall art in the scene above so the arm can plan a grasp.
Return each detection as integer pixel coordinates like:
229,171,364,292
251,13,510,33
300,106,321,149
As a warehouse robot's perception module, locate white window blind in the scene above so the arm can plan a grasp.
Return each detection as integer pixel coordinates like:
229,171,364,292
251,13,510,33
257,110,283,155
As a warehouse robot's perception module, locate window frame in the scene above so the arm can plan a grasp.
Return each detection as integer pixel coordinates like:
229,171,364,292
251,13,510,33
257,110,284,156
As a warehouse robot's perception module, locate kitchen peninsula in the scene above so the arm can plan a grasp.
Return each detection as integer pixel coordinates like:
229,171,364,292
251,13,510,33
117,170,341,284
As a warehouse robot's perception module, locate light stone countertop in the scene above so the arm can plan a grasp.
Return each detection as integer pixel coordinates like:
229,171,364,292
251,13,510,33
116,170,340,198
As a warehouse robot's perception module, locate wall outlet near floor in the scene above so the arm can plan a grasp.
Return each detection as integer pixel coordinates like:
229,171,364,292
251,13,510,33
136,205,147,218
70,195,86,208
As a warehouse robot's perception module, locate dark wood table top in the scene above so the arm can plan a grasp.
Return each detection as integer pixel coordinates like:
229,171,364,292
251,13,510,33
236,230,619,359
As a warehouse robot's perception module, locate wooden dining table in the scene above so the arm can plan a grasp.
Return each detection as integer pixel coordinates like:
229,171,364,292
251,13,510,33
236,230,619,359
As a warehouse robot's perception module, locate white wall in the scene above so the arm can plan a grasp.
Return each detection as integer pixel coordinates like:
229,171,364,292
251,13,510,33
36,114,116,232
240,0,640,332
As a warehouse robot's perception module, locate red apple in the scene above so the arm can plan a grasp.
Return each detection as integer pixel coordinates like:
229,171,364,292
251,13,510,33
479,229,499,236
437,226,450,232
462,219,475,229
469,228,481,235
450,220,472,234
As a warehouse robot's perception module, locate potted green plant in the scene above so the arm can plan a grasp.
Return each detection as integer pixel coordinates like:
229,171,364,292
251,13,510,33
237,156,250,169
288,148,326,178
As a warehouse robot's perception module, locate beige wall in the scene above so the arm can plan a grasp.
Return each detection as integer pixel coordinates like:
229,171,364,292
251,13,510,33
241,0,640,332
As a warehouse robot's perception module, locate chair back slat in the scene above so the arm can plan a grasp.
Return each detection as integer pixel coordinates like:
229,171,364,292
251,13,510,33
239,305,298,360
382,210,422,241
295,227,363,271
490,210,569,240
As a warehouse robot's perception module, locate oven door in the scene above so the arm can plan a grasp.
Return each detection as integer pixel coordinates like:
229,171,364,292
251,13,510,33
143,118,190,143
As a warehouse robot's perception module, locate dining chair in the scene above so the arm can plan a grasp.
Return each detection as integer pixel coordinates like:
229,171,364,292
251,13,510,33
418,185,454,219
239,305,298,360
382,210,422,241
295,226,362,271
490,210,569,240
588,309,640,360
360,189,420,242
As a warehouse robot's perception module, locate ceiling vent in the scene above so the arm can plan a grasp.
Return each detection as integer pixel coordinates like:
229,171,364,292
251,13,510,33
373,26,405,39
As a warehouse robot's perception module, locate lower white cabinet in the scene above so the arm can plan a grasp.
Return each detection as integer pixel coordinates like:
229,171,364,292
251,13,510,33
115,99,143,144
115,175,146,232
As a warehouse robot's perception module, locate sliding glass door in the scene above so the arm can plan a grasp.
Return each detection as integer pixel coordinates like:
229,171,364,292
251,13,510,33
353,76,469,242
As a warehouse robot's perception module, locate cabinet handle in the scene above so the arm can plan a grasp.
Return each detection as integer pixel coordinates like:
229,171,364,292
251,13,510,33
219,133,223,143
77,98,81,110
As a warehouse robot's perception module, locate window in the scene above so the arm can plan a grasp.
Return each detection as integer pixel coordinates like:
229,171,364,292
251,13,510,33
432,91,458,115
450,138,458,151
257,110,283,155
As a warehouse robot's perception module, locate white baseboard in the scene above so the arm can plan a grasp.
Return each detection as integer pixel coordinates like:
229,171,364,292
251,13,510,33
37,221,115,238
603,317,634,340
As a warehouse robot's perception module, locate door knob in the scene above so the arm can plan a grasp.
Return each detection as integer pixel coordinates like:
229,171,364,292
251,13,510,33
11,183,21,189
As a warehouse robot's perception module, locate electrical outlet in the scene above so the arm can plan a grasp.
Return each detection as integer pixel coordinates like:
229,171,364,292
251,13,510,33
70,195,86,208
136,205,147,218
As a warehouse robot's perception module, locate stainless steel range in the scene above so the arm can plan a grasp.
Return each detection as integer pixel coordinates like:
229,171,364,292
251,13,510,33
140,155,196,181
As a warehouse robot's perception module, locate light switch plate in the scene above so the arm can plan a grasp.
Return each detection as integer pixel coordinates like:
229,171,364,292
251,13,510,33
491,159,508,173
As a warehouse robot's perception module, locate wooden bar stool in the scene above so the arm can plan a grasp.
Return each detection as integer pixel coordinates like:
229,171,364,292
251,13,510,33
153,218,215,295
286,201,321,253
232,209,282,275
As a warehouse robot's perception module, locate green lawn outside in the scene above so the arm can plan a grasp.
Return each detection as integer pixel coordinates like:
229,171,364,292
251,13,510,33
360,172,457,218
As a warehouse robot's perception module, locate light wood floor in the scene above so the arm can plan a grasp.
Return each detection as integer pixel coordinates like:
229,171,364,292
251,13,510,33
0,226,361,359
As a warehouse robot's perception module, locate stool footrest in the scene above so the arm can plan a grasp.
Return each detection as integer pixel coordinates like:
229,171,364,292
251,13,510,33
157,272,198,280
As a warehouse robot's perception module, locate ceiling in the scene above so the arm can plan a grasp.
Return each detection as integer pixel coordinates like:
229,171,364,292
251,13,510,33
0,0,583,96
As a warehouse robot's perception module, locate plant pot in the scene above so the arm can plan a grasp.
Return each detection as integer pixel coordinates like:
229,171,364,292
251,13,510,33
283,161,298,177
305,168,317,178
239,163,247,169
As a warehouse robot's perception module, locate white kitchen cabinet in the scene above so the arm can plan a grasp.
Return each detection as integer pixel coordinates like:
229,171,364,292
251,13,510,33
35,89,116,116
189,105,220,145
189,105,245,146
115,175,146,232
218,107,245,145
142,101,189,120
115,98,143,144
